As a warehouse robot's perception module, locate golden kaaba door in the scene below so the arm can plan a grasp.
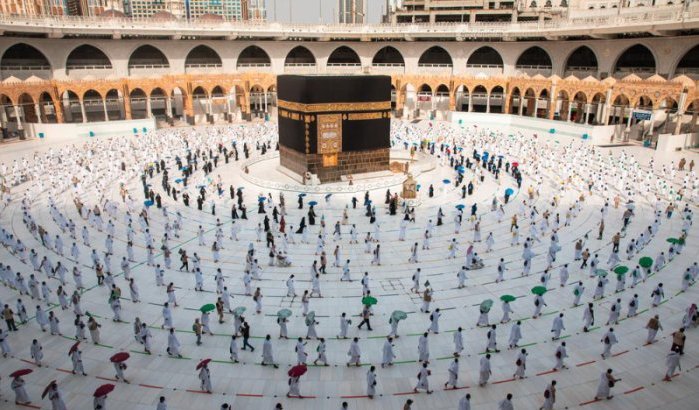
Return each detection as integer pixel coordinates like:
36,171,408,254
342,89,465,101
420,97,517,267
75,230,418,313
317,114,342,155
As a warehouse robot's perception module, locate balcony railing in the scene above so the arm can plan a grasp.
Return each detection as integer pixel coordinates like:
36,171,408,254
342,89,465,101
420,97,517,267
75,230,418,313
0,65,51,70
0,5,695,39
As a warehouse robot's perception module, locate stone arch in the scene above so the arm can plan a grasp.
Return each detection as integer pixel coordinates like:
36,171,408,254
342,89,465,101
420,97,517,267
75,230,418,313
523,88,537,116
17,93,36,123
516,46,552,75
170,87,188,119
66,44,113,71
489,85,505,113
82,89,104,122
466,46,503,74
129,88,148,119
556,90,571,121
609,94,630,124
372,46,405,66
327,46,361,65
418,46,452,66
634,95,654,110
38,91,57,123
471,85,488,113
613,44,656,76
537,89,550,118
249,84,267,116
1,43,52,80
564,46,598,76
508,87,521,114
238,45,271,68
128,45,169,74
674,44,699,77
285,46,316,66
454,85,469,112
185,45,222,71
60,90,82,123
105,89,124,121
149,88,168,118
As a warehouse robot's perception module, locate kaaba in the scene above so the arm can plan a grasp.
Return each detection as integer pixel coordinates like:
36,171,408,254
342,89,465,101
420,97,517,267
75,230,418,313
277,75,391,183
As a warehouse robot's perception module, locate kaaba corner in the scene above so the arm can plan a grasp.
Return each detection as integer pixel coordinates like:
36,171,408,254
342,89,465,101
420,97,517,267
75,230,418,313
277,75,392,184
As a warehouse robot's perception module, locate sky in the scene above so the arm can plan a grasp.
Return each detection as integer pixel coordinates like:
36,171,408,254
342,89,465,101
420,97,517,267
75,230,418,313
267,0,385,24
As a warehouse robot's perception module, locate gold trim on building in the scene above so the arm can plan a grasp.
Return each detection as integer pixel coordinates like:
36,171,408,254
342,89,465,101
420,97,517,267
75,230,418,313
347,112,386,121
278,100,392,113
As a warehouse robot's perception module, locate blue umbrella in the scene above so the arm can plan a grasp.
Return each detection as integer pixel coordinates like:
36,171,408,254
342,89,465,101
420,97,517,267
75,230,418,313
197,185,205,189
308,201,318,206
175,178,183,184
416,184,421,191
298,193,306,197
258,197,266,203
505,188,514,196
144,200,154,207
456,166,464,172
455,204,465,210
324,194,332,200
442,179,451,184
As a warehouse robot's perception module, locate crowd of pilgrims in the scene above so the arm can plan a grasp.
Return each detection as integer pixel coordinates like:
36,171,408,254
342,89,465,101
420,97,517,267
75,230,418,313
0,118,696,410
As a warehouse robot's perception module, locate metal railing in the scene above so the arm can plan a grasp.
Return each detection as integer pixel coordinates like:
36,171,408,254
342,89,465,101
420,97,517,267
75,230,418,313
128,64,169,69
0,65,51,70
66,64,112,70
184,63,223,68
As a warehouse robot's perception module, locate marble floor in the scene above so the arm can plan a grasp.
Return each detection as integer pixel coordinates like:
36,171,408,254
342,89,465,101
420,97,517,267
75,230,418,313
0,120,697,410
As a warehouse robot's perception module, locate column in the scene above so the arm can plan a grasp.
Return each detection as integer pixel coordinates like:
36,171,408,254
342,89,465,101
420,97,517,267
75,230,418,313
674,91,688,135
166,97,173,119
486,94,491,113
35,103,42,124
518,96,524,115
80,101,87,123
468,93,473,112
603,88,613,125
566,103,573,122
584,104,591,124
264,92,268,113
146,97,152,118
13,105,23,130
533,98,538,117
54,101,65,123
103,99,109,121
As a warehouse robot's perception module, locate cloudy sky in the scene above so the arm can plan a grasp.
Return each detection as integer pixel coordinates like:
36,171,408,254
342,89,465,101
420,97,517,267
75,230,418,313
267,0,385,24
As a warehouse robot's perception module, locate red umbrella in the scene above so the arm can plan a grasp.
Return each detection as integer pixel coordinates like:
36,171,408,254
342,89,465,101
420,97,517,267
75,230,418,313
288,364,307,378
512,162,519,168
93,384,115,397
110,352,130,363
69,341,80,355
9,369,32,378
196,358,211,370
41,380,57,399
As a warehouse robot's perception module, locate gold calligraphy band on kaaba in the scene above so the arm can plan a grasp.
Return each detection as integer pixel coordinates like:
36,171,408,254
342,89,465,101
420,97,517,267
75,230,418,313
277,100,391,113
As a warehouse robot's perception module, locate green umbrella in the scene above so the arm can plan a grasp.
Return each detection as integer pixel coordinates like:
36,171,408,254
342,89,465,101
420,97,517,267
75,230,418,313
362,296,378,306
232,306,246,316
666,238,681,245
391,310,408,322
500,295,516,303
277,309,292,319
613,266,629,275
305,311,316,326
531,286,547,296
639,256,653,268
200,303,215,313
594,269,608,277
480,299,494,313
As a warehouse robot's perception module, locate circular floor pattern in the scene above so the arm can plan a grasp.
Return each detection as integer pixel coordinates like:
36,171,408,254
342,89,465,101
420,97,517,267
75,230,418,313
0,120,697,410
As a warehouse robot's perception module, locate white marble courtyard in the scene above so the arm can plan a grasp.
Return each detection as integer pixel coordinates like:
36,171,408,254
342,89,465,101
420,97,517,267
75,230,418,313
0,120,697,410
